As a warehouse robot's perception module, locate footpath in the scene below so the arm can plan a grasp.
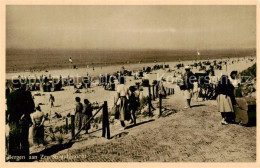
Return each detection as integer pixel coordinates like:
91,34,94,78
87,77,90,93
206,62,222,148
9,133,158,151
39,92,256,162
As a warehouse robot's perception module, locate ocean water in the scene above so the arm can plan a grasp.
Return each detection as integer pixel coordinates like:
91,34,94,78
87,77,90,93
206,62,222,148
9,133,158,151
6,48,255,73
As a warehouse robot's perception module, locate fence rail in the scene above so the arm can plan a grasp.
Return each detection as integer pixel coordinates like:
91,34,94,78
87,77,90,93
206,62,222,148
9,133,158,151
69,101,110,142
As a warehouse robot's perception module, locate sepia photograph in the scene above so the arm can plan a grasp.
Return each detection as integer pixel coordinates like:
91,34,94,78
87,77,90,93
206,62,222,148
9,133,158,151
4,4,256,163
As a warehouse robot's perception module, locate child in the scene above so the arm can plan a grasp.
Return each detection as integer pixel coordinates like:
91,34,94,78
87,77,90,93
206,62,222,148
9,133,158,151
128,86,140,125
49,94,55,108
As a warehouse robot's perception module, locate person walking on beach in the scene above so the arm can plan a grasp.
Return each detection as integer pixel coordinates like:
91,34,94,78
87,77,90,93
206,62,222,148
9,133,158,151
116,76,130,130
49,94,55,108
6,81,35,161
229,71,241,97
216,75,236,125
183,66,195,108
82,99,93,134
31,104,45,145
74,97,83,131
128,86,140,125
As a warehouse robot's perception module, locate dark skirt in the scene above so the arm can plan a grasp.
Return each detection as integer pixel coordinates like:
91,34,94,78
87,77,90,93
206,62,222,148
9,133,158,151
82,114,91,130
119,97,131,121
33,125,44,144
75,112,82,130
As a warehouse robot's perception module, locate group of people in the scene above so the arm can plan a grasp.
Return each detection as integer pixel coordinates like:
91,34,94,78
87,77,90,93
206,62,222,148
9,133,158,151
6,81,46,161
73,97,93,134
181,65,241,125
115,76,141,130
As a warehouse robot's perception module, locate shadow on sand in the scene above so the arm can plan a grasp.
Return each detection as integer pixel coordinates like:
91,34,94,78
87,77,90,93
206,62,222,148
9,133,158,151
191,104,206,108
125,119,155,130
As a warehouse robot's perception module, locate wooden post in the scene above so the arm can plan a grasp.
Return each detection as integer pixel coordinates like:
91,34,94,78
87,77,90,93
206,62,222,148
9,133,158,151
226,64,227,72
71,115,75,138
148,85,152,117
49,109,52,123
165,87,168,99
156,85,159,98
152,85,155,101
159,94,162,116
102,102,106,138
65,118,68,134
102,101,110,139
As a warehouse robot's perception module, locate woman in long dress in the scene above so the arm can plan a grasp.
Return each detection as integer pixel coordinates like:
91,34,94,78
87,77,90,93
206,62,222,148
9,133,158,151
116,76,129,130
74,97,83,131
216,75,236,125
82,99,93,134
31,105,45,145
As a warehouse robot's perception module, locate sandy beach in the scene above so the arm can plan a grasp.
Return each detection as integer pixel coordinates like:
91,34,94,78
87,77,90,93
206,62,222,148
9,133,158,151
6,56,255,114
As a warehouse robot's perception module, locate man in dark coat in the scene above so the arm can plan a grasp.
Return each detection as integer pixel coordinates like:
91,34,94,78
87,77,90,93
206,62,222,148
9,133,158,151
6,81,35,161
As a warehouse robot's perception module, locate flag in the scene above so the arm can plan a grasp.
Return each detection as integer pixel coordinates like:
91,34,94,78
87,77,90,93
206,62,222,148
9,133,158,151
69,57,73,63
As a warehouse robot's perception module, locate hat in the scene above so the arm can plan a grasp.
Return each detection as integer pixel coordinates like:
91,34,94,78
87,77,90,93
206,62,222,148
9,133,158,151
184,66,190,70
129,86,136,92
36,104,41,111
84,99,90,104
230,71,238,76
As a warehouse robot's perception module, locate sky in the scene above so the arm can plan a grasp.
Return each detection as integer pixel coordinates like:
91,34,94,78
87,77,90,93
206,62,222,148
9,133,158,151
6,5,256,50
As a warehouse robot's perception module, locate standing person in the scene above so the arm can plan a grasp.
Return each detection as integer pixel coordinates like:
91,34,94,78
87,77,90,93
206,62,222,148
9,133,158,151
74,97,83,131
31,105,45,145
158,79,166,98
82,99,93,134
6,81,35,161
216,75,236,125
128,86,140,125
115,76,129,130
6,80,10,99
229,71,241,97
183,66,195,108
49,94,55,108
